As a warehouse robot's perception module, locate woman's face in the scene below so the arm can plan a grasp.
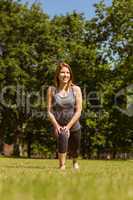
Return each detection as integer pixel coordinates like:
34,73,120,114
58,67,70,84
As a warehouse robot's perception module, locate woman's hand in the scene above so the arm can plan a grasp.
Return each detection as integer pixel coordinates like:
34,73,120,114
63,125,69,132
54,123,63,137
63,126,70,138
54,124,70,138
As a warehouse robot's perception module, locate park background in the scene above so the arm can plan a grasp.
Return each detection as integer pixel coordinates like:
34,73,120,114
0,0,132,159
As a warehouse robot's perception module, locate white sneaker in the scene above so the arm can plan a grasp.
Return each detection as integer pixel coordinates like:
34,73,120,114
73,162,79,170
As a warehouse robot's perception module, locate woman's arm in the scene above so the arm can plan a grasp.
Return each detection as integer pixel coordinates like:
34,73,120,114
47,86,58,127
47,86,62,134
66,85,82,130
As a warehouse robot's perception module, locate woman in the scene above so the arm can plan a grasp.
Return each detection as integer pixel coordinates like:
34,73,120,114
47,62,82,170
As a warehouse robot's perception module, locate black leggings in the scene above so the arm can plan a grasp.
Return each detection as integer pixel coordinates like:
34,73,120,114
58,129,81,158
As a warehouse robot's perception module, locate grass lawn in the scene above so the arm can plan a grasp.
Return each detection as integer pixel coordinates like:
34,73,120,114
0,157,132,200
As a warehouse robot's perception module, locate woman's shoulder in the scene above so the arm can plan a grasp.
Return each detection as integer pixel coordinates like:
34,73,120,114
48,85,57,94
72,84,81,92
71,84,82,97
48,85,56,90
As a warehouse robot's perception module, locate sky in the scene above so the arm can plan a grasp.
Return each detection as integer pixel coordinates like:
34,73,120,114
20,0,112,19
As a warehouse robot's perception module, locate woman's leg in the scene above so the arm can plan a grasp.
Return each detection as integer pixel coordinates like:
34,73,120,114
58,133,69,169
58,153,66,169
68,129,81,169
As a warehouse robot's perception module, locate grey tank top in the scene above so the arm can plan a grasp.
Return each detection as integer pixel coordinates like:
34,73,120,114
51,86,81,131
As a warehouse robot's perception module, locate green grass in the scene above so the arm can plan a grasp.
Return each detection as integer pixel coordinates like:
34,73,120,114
0,157,133,200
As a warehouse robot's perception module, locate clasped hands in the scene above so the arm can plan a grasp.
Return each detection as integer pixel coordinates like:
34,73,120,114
54,124,70,138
